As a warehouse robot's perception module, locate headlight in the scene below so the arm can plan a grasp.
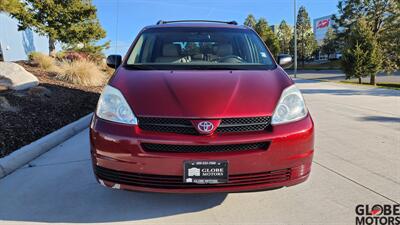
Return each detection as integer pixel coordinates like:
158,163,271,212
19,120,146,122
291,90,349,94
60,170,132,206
271,84,308,125
96,85,137,125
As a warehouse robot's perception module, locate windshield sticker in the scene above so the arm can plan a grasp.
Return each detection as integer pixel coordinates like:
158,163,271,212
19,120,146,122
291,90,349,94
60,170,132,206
260,52,267,58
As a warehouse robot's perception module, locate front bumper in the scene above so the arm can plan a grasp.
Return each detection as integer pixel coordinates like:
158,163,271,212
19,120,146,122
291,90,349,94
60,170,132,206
90,114,314,193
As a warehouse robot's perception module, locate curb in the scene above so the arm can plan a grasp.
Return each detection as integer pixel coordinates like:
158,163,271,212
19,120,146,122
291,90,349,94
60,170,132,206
0,113,93,179
291,77,330,82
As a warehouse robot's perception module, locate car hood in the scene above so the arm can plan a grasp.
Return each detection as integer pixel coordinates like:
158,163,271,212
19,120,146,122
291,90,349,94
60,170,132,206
109,67,293,118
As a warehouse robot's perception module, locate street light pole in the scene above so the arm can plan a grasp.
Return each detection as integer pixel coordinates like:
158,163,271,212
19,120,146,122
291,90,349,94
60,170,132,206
294,0,297,78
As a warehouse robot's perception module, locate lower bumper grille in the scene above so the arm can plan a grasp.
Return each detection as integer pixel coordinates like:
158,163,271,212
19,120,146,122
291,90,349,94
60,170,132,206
141,142,270,153
95,166,291,189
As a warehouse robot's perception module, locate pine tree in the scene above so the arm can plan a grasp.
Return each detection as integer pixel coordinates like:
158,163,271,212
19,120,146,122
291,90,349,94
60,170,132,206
352,42,367,84
9,0,106,56
333,0,399,78
0,0,22,13
341,18,382,84
376,1,400,75
321,28,337,57
277,20,292,54
296,6,317,67
244,14,257,28
255,18,280,57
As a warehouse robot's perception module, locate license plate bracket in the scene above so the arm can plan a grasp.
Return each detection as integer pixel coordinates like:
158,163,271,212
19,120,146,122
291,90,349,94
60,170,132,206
183,160,228,184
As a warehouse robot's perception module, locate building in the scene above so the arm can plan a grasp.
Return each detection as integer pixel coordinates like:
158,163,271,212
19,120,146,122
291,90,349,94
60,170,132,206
0,12,49,61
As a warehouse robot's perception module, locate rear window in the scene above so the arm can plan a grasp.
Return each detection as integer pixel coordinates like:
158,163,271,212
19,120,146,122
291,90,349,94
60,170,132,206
125,27,276,70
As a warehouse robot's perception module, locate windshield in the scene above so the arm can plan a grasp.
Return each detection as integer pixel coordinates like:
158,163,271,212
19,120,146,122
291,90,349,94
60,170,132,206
125,27,276,70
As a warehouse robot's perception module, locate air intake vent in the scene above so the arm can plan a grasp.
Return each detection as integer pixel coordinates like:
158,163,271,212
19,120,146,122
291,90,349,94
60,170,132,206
141,142,269,153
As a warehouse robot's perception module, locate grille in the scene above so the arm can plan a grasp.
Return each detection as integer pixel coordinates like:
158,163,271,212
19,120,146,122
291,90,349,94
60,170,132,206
217,117,271,133
95,166,291,189
138,117,197,135
141,142,269,153
138,116,271,135
220,117,270,125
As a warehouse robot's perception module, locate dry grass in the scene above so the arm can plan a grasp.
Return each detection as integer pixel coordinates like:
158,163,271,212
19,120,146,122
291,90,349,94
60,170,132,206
28,52,108,86
47,64,64,75
56,60,105,86
98,60,115,76
28,52,55,70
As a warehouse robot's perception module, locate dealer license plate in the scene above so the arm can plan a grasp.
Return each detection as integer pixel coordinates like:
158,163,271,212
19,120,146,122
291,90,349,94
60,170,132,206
183,160,228,184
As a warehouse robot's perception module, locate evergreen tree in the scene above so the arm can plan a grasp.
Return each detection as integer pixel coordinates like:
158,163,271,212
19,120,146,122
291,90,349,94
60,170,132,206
277,20,292,54
333,0,399,75
341,18,382,84
244,14,257,28
352,43,368,84
9,0,106,56
296,6,317,67
321,28,337,57
255,18,280,57
0,0,22,13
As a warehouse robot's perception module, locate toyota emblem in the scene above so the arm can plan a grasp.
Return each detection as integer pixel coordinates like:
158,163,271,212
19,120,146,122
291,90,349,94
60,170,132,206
197,121,214,134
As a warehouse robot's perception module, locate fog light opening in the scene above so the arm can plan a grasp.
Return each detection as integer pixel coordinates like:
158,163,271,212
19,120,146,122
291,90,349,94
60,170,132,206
291,163,311,178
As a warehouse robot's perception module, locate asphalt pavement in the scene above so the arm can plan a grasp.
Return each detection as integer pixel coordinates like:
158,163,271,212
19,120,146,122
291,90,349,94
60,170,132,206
0,79,399,225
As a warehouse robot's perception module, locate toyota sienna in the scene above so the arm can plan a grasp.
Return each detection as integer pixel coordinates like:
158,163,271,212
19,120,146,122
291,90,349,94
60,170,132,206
90,20,314,193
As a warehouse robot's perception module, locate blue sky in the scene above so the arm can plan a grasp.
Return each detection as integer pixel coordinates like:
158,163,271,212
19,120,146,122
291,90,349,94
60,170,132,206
93,0,339,55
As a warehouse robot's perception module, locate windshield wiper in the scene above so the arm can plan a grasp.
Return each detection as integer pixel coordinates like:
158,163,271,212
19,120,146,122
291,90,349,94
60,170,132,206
123,64,156,70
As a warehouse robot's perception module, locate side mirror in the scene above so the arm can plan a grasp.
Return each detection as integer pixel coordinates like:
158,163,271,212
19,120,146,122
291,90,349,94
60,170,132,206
277,54,293,68
106,55,122,69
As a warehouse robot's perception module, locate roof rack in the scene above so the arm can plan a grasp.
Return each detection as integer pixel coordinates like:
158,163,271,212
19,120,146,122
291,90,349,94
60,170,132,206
156,20,238,25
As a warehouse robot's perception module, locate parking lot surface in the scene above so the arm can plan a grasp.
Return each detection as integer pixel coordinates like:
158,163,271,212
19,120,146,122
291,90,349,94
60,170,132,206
1,79,399,225
287,70,400,83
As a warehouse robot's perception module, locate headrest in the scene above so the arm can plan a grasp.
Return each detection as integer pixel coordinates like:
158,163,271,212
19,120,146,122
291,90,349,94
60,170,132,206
216,44,233,56
162,44,179,57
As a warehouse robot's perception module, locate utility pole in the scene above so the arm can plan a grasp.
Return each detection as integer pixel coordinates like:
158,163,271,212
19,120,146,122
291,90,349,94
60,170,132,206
294,0,297,78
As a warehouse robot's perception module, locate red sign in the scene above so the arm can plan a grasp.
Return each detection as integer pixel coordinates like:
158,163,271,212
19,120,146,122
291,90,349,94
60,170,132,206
317,19,330,29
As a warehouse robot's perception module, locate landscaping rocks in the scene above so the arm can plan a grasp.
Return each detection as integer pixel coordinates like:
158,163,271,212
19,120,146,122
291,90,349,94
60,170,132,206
0,75,12,92
0,62,39,91
0,61,103,158
0,96,17,112
28,86,52,98
0,84,99,157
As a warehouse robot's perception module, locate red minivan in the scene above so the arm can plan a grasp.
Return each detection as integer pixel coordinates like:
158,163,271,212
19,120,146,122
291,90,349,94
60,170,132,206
90,20,314,193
